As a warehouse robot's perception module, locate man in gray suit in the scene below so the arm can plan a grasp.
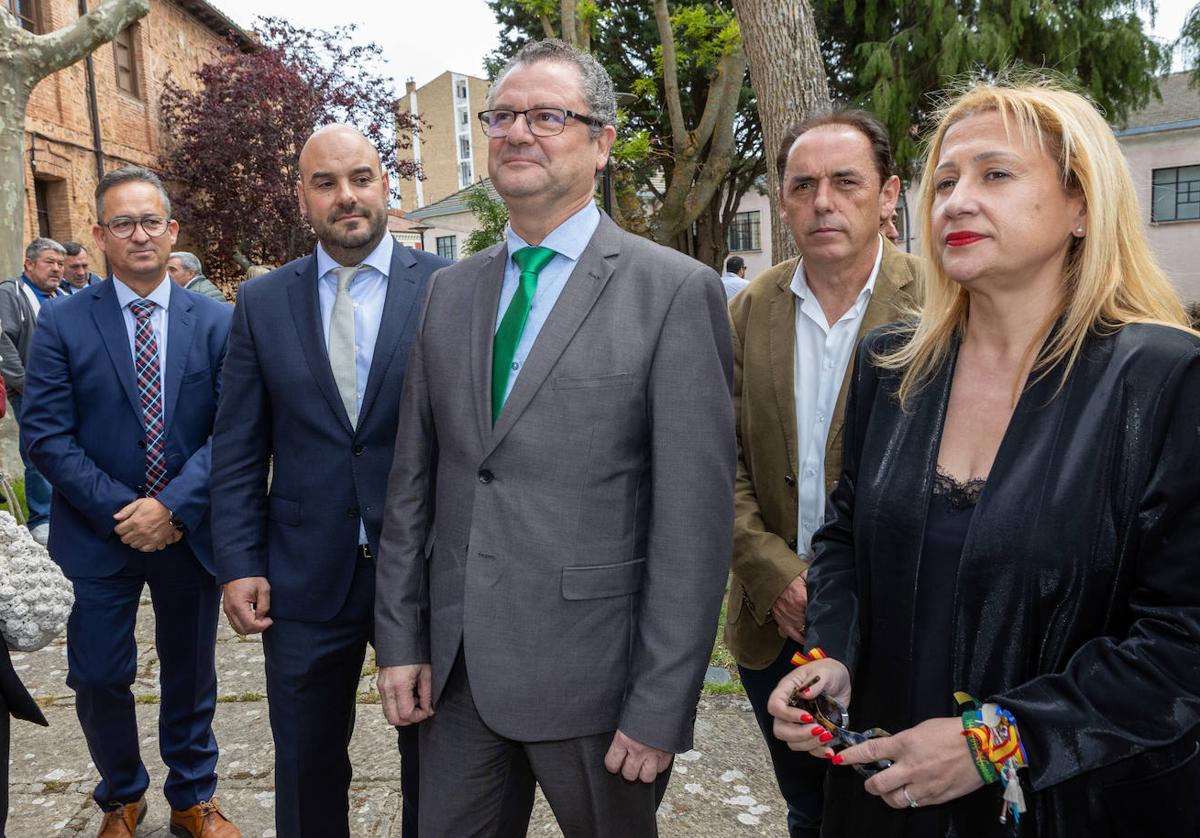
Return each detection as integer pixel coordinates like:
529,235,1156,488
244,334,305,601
374,38,735,837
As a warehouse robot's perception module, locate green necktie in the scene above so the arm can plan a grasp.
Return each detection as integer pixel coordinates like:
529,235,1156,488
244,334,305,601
492,245,556,423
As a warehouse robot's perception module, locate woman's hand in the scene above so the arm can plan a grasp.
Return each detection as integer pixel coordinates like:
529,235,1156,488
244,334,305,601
767,657,852,759
838,716,984,808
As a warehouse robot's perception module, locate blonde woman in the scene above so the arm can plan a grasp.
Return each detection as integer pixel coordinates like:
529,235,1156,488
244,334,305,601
768,78,1200,838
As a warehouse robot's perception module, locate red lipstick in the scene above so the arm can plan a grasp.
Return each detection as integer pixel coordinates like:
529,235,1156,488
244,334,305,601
945,231,984,247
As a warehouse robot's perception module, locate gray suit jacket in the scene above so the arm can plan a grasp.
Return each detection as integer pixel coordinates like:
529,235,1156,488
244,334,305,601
375,214,736,754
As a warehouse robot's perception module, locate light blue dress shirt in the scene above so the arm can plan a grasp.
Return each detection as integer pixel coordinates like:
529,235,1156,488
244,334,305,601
495,202,601,402
113,274,172,400
315,234,393,546
315,233,393,417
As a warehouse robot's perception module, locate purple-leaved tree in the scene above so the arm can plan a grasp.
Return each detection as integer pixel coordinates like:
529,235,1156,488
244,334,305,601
159,17,421,285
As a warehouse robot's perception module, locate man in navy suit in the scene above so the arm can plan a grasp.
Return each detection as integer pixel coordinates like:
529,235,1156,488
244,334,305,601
21,167,241,838
211,125,448,838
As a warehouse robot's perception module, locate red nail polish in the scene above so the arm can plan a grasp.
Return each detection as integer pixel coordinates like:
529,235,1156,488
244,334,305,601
810,726,825,736
819,732,833,743
800,713,813,723
831,754,844,765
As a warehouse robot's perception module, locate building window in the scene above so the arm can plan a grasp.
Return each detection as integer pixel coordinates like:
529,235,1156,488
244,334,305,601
34,179,51,238
727,210,761,252
113,24,141,98
6,0,40,32
460,109,469,126
459,162,473,188
436,235,457,260
1152,165,1200,223
459,136,471,159
456,81,468,100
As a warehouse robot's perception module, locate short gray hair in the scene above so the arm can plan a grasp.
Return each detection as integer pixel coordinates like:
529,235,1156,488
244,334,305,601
96,166,172,220
170,251,202,275
487,39,617,136
25,237,65,263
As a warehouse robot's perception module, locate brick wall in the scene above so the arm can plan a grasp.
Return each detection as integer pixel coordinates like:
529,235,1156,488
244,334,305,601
19,0,237,268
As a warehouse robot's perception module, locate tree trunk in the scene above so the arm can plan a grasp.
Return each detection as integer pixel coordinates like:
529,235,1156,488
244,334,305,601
731,0,829,263
560,0,577,46
0,0,151,272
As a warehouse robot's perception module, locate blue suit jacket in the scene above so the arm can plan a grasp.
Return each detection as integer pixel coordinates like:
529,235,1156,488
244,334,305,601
210,243,448,622
21,279,232,577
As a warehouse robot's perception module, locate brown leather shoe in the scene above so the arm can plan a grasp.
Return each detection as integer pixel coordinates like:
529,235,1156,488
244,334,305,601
97,798,147,837
169,799,242,838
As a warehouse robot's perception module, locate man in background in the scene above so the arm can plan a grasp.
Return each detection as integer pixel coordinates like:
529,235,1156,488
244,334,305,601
167,252,227,302
0,237,65,543
722,254,750,299
61,241,105,294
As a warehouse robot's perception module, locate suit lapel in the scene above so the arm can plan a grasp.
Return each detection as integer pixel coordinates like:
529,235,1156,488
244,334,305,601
358,245,423,427
769,260,800,478
826,243,918,458
90,281,142,424
162,282,196,431
288,256,354,435
485,216,620,457
470,245,508,449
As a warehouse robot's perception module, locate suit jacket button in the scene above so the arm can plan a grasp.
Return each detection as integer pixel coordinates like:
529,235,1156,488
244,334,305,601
784,473,796,486
787,539,798,551
137,439,146,449
353,444,365,456
346,506,359,518
477,469,493,484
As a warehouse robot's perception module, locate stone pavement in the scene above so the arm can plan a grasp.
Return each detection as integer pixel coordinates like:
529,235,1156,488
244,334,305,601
7,596,788,836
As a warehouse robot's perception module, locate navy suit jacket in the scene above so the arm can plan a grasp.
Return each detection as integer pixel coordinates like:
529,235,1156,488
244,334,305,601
21,279,232,577
210,243,448,622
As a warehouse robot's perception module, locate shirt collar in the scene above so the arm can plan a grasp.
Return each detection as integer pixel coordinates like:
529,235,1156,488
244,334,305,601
790,233,884,316
21,274,53,301
315,233,394,281
113,274,173,310
505,202,600,265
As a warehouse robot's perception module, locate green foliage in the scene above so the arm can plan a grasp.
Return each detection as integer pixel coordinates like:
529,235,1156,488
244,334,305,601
1182,2,1200,86
462,184,510,256
814,0,1171,175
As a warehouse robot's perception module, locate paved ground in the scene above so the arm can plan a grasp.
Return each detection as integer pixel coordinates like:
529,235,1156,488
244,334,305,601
7,595,787,836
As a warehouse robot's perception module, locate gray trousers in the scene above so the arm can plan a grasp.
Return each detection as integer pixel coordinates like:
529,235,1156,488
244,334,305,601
418,652,671,837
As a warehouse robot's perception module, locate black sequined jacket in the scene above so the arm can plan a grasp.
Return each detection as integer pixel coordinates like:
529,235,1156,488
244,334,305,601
805,322,1200,838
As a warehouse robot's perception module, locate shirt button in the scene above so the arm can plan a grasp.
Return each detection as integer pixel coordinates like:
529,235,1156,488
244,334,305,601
816,413,825,424
511,362,520,371
806,468,816,477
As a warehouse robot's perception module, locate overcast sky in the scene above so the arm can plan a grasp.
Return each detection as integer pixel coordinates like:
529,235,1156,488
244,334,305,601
212,0,1195,95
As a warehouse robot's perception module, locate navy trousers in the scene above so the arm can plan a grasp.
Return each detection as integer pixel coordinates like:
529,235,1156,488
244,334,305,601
738,638,828,838
262,552,419,838
66,544,220,811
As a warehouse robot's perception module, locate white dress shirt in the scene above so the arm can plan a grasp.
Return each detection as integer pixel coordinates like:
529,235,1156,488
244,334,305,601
495,203,601,403
113,274,172,401
792,235,883,554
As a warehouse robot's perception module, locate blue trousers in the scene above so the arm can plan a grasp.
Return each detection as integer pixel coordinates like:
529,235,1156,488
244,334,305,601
66,544,220,811
9,394,51,529
262,552,419,838
738,638,828,838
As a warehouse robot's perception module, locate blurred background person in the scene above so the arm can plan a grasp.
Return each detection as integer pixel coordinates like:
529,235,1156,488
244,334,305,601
60,242,104,294
167,251,227,302
722,254,750,299
770,79,1200,838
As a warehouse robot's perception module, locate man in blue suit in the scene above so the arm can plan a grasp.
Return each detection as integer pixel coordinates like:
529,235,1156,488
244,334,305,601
21,167,241,838
211,124,449,838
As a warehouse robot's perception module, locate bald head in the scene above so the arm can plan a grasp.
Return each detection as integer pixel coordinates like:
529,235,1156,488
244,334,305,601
296,124,390,265
298,124,383,177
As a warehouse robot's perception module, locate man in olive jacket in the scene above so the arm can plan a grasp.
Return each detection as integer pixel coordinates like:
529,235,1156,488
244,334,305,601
724,110,921,837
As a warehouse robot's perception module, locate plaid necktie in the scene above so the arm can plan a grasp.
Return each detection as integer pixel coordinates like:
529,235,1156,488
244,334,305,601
129,298,168,496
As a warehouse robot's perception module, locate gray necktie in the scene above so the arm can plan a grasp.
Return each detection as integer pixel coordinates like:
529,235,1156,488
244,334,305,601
329,264,362,427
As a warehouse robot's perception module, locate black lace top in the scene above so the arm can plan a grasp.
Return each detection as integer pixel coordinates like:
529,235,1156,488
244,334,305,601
905,467,986,838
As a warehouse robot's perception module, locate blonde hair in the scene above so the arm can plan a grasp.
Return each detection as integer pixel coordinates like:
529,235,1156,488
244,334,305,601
879,75,1193,406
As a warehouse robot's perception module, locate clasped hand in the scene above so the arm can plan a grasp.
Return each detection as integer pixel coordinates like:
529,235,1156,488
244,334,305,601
113,497,179,552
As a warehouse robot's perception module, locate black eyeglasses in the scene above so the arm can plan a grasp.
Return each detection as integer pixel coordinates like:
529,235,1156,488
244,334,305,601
99,215,171,239
478,107,605,138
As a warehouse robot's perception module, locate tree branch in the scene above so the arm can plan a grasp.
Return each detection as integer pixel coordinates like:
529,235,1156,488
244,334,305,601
560,0,576,46
692,44,745,154
23,0,149,83
653,0,687,158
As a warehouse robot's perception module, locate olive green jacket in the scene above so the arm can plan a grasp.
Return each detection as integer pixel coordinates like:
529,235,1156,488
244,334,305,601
724,241,922,669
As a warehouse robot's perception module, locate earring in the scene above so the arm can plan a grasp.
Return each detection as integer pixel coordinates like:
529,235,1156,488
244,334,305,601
1075,226,1085,236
